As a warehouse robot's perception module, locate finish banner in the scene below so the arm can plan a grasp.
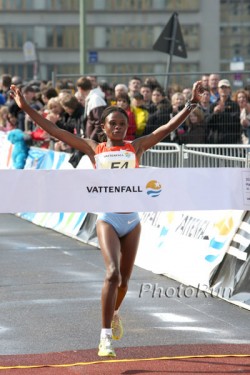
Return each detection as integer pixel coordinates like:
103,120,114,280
0,168,250,213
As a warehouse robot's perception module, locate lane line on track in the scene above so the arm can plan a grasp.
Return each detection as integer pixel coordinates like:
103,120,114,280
0,353,250,370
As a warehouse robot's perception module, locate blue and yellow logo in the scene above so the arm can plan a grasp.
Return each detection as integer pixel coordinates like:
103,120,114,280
205,216,234,262
146,180,162,197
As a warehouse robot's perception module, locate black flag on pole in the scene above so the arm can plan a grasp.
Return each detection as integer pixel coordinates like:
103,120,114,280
153,12,187,58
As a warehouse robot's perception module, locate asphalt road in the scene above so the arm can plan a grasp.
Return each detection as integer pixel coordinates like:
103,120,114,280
0,213,250,356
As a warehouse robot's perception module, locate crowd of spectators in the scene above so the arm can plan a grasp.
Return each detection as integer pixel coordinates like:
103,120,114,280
1,72,250,168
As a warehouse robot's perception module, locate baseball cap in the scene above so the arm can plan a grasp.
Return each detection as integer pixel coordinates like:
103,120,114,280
218,79,231,88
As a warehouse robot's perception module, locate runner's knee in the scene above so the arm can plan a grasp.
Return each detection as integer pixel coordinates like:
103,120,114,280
105,264,121,285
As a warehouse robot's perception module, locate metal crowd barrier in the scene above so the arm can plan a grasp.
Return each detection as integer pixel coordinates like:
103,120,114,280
140,143,250,168
140,143,181,167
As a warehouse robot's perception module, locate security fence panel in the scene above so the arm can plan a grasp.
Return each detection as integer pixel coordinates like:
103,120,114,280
181,144,250,168
140,143,181,168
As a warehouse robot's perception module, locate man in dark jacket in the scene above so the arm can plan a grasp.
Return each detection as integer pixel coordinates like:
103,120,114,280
57,93,85,136
206,79,241,144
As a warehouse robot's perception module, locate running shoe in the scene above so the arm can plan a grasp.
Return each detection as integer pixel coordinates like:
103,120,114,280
111,314,124,340
98,334,116,357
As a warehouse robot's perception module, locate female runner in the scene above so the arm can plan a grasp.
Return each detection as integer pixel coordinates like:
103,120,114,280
10,80,203,357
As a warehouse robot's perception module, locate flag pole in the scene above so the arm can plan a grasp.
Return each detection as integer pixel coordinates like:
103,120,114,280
164,12,178,90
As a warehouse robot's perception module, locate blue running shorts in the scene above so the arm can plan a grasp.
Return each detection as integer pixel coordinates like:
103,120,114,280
97,212,140,238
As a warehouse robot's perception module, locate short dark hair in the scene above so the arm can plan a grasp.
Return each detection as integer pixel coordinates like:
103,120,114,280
132,92,144,100
100,106,129,123
1,74,12,87
60,94,79,110
22,85,36,94
116,93,131,105
41,87,58,100
76,77,92,91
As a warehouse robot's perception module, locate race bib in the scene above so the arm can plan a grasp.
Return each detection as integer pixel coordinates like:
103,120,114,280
95,150,136,169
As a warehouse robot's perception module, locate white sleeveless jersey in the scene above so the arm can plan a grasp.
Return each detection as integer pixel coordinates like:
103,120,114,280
94,142,138,169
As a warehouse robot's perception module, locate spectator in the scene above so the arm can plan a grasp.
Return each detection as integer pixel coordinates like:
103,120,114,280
8,85,39,131
22,85,43,131
44,97,66,148
144,76,161,91
86,75,98,89
244,84,250,101
128,76,141,98
114,83,128,97
206,79,241,144
47,97,65,118
131,92,149,137
116,93,136,141
182,87,192,102
41,87,58,109
198,86,212,118
75,91,85,107
50,94,85,153
11,76,23,86
208,73,220,103
140,84,155,113
112,83,128,106
151,86,165,108
233,89,250,144
76,76,107,141
0,106,10,131
99,81,114,106
39,80,50,91
179,107,206,144
201,74,209,88
170,92,187,142
0,74,12,103
166,83,182,101
58,93,85,136
143,86,172,141
171,92,186,109
56,78,75,93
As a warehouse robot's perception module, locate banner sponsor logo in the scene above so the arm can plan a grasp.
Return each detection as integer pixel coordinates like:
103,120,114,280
206,216,234,262
146,180,162,198
86,185,143,193
85,179,162,197
147,213,237,265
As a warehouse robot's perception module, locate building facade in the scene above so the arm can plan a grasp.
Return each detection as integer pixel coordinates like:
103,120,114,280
0,0,249,88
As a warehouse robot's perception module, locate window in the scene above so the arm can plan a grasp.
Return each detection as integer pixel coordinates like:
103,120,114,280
97,26,154,49
0,0,79,10
0,25,79,49
104,0,199,11
87,24,198,51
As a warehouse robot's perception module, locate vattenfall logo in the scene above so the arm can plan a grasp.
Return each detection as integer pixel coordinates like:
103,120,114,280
86,179,162,197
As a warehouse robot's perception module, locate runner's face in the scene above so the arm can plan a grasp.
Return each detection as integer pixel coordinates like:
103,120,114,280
103,111,128,140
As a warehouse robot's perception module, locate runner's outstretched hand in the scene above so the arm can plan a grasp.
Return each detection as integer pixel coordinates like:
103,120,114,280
190,80,204,104
10,85,27,110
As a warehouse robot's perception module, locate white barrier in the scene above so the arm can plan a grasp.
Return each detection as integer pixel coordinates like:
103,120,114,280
0,168,250,212
135,211,244,288
1,136,250,310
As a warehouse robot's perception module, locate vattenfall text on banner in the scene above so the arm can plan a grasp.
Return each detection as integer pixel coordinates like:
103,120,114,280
0,168,250,213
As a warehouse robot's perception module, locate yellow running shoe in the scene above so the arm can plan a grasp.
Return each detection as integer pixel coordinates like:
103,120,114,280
98,335,116,357
111,314,124,340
